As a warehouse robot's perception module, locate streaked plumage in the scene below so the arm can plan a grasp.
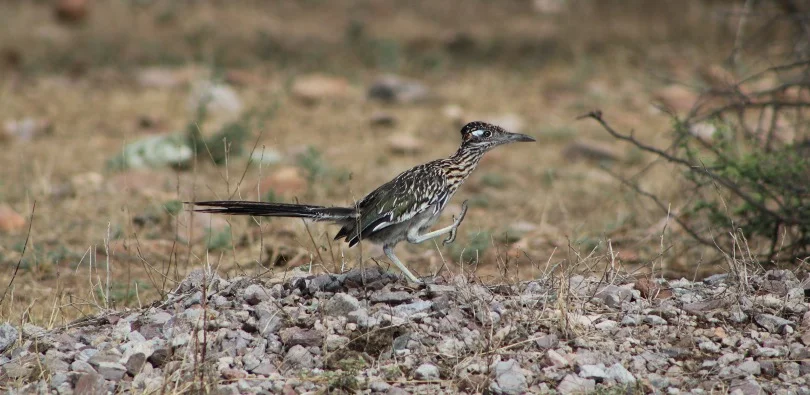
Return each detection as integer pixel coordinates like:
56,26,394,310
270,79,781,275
189,121,535,283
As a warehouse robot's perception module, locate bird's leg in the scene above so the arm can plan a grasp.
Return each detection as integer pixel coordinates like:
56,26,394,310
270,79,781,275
384,245,422,284
405,200,469,246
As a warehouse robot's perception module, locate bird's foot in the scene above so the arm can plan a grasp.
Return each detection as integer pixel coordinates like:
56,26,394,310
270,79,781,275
443,228,457,246
443,200,469,245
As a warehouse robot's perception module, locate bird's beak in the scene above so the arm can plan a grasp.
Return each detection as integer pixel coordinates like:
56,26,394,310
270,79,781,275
502,132,536,144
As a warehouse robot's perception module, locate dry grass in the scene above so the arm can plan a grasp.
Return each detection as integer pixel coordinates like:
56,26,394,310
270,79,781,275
0,1,764,327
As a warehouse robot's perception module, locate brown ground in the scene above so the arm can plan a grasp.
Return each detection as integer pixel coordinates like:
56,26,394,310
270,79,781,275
0,1,772,326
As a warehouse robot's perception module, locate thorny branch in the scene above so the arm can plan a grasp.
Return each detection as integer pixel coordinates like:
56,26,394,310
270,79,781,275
577,110,806,227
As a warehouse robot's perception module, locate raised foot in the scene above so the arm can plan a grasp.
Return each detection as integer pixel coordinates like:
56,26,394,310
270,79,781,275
443,200,469,246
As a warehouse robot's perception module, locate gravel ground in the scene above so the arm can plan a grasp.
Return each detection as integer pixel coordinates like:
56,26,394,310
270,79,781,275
1,266,809,394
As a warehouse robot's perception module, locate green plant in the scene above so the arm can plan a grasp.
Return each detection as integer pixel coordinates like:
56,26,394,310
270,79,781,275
206,228,233,251
468,194,490,208
581,52,810,264
296,146,329,183
162,200,184,216
451,231,491,263
481,173,506,188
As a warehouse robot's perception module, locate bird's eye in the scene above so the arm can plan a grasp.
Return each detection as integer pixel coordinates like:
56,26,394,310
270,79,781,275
483,130,492,138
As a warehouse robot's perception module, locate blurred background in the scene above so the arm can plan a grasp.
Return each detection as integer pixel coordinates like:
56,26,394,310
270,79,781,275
1,0,808,324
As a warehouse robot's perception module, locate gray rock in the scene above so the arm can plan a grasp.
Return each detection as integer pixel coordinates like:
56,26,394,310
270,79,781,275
568,275,591,296
242,354,260,371
759,360,776,376
699,341,721,353
755,314,794,333
594,285,632,308
715,351,740,366
75,348,97,363
546,349,569,367
535,333,559,349
138,324,162,340
283,345,314,370
187,81,243,122
644,315,668,325
437,338,466,356
800,361,810,376
211,294,231,308
557,374,595,394
1,358,34,379
638,351,669,372
387,388,410,395
490,360,528,395
127,330,146,343
125,353,147,376
342,266,388,285
790,343,810,359
414,363,440,381
754,347,782,358
50,372,70,389
251,359,277,376
325,335,349,351
703,273,729,285
730,378,762,395
347,309,380,328
579,364,608,381
149,311,172,325
243,284,271,305
74,372,106,395
121,339,155,363
729,306,748,323
0,323,19,353
647,373,669,389
147,347,171,368
683,298,730,314
621,315,643,326
393,301,433,317
279,327,322,348
737,360,761,376
370,291,412,304
369,380,391,392
765,269,797,282
96,362,126,381
426,284,456,294
783,361,801,377
22,323,46,338
182,291,202,307
368,75,431,104
70,360,96,374
606,363,636,383
256,307,284,336
307,274,338,293
595,320,618,330
44,350,70,373
324,293,362,316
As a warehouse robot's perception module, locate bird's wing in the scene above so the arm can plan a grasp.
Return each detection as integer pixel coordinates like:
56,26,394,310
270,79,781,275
337,162,448,246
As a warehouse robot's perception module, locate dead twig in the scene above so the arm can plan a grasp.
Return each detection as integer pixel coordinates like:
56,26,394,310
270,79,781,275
0,201,36,306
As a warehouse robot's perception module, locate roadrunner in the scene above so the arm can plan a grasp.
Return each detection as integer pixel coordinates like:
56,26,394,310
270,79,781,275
189,122,535,283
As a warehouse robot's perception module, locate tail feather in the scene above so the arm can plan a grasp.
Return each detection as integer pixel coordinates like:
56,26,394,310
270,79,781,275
187,201,356,221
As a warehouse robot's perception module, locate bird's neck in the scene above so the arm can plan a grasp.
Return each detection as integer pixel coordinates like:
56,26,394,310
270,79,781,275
445,145,487,181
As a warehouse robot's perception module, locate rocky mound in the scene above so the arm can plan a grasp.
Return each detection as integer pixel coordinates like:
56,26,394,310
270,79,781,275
1,267,809,394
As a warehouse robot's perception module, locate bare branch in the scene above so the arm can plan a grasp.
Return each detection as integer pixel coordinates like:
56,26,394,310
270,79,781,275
577,110,805,226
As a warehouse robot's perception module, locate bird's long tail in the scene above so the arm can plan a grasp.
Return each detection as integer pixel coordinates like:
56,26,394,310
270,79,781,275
188,201,357,222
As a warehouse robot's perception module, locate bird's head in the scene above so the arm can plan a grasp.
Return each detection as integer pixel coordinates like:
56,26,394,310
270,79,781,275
460,121,535,151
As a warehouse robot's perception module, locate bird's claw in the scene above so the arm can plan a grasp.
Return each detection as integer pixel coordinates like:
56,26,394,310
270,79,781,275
443,200,469,245
443,227,458,245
